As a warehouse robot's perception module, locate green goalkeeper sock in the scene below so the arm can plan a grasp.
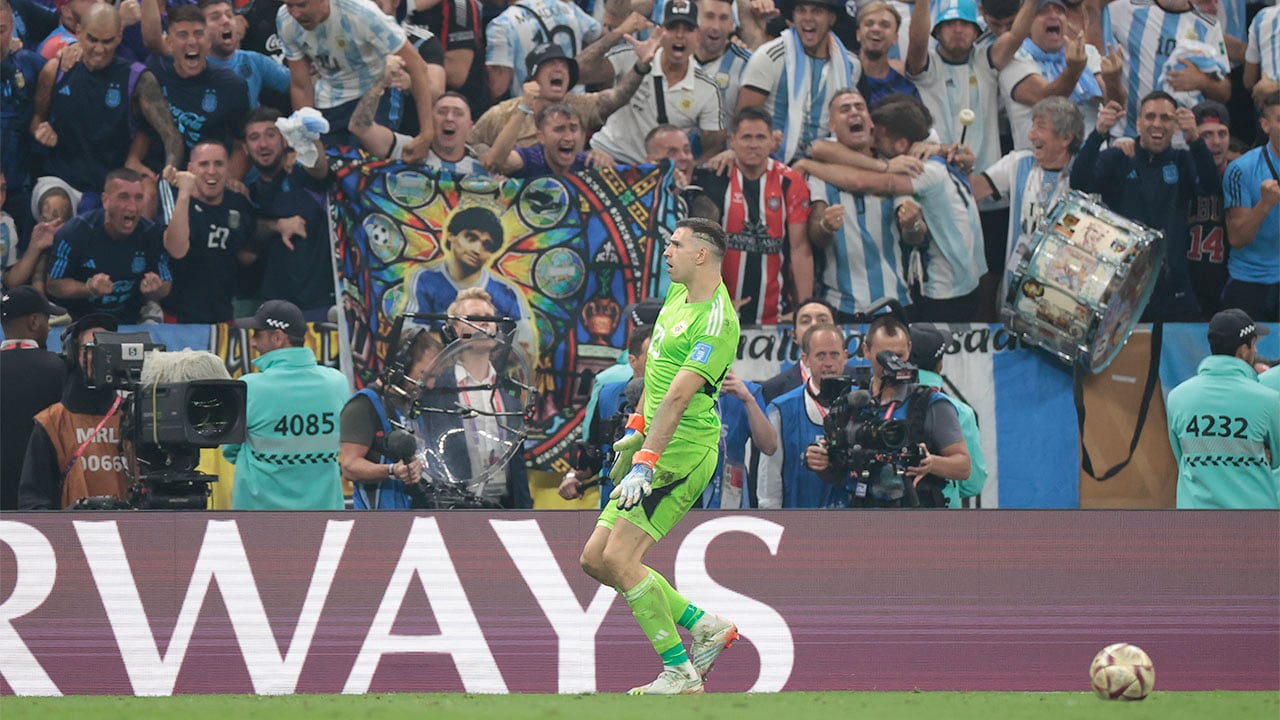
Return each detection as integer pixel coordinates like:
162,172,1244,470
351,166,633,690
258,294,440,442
644,566,705,630
622,571,689,666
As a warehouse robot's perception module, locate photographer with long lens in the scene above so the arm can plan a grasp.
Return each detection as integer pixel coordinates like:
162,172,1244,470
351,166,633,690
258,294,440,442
757,323,851,509
559,327,651,505
805,315,970,508
339,325,437,509
19,313,131,509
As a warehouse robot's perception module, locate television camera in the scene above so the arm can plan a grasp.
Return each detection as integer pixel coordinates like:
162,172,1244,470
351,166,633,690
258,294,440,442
75,332,247,510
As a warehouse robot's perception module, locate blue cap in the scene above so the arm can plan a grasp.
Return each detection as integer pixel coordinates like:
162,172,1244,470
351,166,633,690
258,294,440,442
932,0,982,35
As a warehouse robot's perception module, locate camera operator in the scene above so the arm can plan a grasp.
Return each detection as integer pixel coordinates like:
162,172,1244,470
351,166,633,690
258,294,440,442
18,313,132,509
559,326,651,505
224,300,347,510
804,315,970,508
909,323,987,507
757,323,851,509
339,327,437,509
419,288,532,509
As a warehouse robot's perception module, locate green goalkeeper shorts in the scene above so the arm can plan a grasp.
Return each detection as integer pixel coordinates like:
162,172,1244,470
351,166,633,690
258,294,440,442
597,442,718,542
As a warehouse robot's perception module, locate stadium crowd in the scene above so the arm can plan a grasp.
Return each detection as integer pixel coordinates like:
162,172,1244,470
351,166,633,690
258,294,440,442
2,0,1278,511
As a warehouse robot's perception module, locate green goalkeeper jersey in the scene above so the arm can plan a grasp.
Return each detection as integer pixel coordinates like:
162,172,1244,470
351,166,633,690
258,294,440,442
642,281,740,452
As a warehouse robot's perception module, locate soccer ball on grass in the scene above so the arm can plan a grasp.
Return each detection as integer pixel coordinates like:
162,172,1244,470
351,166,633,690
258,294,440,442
1089,643,1155,700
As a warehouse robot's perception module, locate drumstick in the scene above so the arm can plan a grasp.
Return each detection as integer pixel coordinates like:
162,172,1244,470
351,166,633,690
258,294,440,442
958,109,976,146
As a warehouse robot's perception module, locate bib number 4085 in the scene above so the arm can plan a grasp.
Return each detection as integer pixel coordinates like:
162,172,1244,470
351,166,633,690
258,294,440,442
274,412,335,436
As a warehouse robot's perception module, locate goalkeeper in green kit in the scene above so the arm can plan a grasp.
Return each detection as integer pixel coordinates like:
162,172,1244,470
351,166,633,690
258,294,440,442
579,217,742,695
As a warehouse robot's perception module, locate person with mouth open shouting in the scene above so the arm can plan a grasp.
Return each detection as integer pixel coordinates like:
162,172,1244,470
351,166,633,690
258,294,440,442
586,0,727,165
469,38,651,154
999,0,1125,152
199,0,289,109
138,2,251,179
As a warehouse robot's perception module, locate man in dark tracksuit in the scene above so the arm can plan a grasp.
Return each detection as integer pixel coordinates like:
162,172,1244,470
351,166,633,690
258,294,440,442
1071,92,1220,323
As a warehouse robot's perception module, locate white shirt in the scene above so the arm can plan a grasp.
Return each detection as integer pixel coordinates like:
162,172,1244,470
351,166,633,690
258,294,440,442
277,0,407,108
806,174,910,315
589,47,723,164
979,149,1075,298
1246,6,1280,82
1101,1,1229,137
909,45,1003,175
453,361,507,503
999,43,1103,151
904,160,987,299
484,0,601,91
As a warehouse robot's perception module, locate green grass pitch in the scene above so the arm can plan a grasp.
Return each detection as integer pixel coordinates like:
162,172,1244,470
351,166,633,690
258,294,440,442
3,692,1277,719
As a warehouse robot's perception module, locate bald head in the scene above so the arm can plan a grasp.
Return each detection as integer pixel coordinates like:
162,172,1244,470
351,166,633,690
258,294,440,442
77,3,122,70
80,3,121,34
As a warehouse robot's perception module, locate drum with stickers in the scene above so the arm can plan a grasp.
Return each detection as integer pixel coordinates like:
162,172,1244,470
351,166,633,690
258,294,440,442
1002,191,1164,373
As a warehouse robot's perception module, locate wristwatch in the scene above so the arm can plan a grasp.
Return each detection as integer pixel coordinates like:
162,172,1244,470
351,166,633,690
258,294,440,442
386,463,396,479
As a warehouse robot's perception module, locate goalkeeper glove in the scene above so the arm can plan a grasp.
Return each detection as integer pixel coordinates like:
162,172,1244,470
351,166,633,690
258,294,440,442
608,413,646,482
610,449,659,510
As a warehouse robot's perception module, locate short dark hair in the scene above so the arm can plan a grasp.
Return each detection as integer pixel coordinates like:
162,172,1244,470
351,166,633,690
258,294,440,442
676,216,728,256
870,95,931,144
828,86,862,112
436,91,471,109
104,167,145,189
794,297,836,323
1139,90,1178,111
446,206,503,252
627,325,654,358
535,102,578,130
644,123,683,150
196,0,234,11
980,0,1020,19
865,314,909,348
730,106,771,134
1258,89,1280,115
168,4,206,25
246,106,282,127
801,323,843,355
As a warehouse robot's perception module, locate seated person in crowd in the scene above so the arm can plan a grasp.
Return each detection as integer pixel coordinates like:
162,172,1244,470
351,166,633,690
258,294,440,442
47,168,172,324
2,177,67,291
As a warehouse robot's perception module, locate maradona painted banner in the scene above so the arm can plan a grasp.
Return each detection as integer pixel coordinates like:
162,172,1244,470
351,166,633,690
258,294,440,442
328,157,679,471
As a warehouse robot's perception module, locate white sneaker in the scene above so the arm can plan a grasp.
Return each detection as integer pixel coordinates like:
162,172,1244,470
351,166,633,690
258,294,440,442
690,615,738,680
627,666,704,695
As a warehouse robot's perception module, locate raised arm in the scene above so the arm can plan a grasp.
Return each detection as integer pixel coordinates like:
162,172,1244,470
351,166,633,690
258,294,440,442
988,0,1036,71
577,13,652,86
134,71,185,171
162,169,195,259
905,0,931,76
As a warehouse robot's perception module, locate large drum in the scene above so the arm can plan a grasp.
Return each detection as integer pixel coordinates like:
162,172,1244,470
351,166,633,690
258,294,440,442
1002,191,1164,373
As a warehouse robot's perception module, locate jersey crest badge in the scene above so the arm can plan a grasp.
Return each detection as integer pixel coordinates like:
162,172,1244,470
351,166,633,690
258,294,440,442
671,320,689,336
228,210,241,229
131,253,146,273
1162,164,1178,184
202,89,218,113
105,83,122,108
